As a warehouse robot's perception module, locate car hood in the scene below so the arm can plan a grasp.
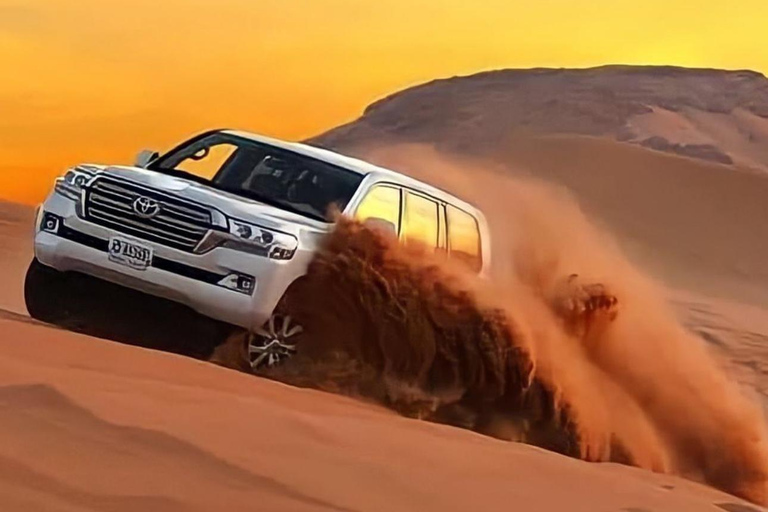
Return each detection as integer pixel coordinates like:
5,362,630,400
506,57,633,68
91,165,332,240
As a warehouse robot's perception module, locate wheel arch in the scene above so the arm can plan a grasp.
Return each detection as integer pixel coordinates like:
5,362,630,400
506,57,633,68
272,274,310,313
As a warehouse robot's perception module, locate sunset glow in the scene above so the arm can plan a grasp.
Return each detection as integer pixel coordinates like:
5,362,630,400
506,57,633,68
2,0,767,203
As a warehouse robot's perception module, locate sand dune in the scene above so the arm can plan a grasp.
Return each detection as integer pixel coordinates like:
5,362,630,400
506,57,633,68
0,307,759,512
312,66,768,171
498,135,768,308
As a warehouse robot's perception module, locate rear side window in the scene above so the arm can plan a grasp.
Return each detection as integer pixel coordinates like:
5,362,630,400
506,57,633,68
401,192,439,250
447,205,482,272
355,185,401,235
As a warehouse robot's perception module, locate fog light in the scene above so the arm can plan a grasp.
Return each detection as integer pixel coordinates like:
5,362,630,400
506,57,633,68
218,273,256,295
41,212,61,234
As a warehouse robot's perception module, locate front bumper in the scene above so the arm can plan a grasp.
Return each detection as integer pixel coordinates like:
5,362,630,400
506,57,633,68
34,193,305,330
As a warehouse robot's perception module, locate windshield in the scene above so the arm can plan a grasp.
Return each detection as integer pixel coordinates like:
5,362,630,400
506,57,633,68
149,132,364,221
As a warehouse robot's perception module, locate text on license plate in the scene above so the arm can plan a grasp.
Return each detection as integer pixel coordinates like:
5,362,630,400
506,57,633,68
108,237,153,270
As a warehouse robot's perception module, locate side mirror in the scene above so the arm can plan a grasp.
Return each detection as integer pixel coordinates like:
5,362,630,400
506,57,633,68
134,149,159,168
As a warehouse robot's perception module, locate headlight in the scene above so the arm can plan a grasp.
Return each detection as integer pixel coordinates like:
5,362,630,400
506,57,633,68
225,219,298,260
54,168,96,200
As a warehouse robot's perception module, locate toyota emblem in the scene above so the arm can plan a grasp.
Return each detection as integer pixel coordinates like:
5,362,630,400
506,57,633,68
132,196,161,219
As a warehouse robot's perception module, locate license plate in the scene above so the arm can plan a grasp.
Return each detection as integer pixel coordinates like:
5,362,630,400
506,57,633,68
108,236,153,270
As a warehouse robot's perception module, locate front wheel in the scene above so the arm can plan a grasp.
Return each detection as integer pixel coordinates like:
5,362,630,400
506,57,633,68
248,314,304,371
24,258,70,324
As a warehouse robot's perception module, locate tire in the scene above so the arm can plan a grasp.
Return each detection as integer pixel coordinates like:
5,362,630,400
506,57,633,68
24,258,70,324
247,312,304,371
235,280,309,374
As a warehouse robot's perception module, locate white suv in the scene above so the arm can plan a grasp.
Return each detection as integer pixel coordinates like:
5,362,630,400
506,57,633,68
26,129,491,369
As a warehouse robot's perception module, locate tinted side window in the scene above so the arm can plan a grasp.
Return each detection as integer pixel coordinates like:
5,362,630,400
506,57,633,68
401,192,439,249
447,205,482,272
355,186,401,235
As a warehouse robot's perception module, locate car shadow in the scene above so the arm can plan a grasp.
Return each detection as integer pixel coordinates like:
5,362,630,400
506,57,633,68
28,268,235,360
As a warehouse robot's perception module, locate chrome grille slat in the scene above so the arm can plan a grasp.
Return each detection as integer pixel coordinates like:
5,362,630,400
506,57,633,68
154,213,208,233
89,209,199,246
83,176,214,251
97,182,211,223
156,206,210,225
92,185,134,203
89,193,208,236
92,186,209,226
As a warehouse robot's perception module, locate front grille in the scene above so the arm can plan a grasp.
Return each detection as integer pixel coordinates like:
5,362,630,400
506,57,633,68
83,176,213,251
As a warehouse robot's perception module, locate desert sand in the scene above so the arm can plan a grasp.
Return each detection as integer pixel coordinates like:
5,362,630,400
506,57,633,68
0,307,755,512
0,228,761,512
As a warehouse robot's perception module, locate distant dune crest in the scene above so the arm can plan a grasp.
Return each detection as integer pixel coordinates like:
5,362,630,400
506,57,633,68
313,65,768,171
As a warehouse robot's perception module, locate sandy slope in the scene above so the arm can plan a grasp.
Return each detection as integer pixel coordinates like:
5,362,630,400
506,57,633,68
0,309,759,512
499,135,768,309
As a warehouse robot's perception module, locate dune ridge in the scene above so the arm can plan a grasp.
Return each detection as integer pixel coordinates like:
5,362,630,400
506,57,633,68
312,65,768,171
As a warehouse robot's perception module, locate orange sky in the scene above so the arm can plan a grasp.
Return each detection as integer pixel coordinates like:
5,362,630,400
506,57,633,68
1,0,767,204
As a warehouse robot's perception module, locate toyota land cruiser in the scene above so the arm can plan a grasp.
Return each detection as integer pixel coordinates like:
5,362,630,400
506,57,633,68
25,129,491,370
